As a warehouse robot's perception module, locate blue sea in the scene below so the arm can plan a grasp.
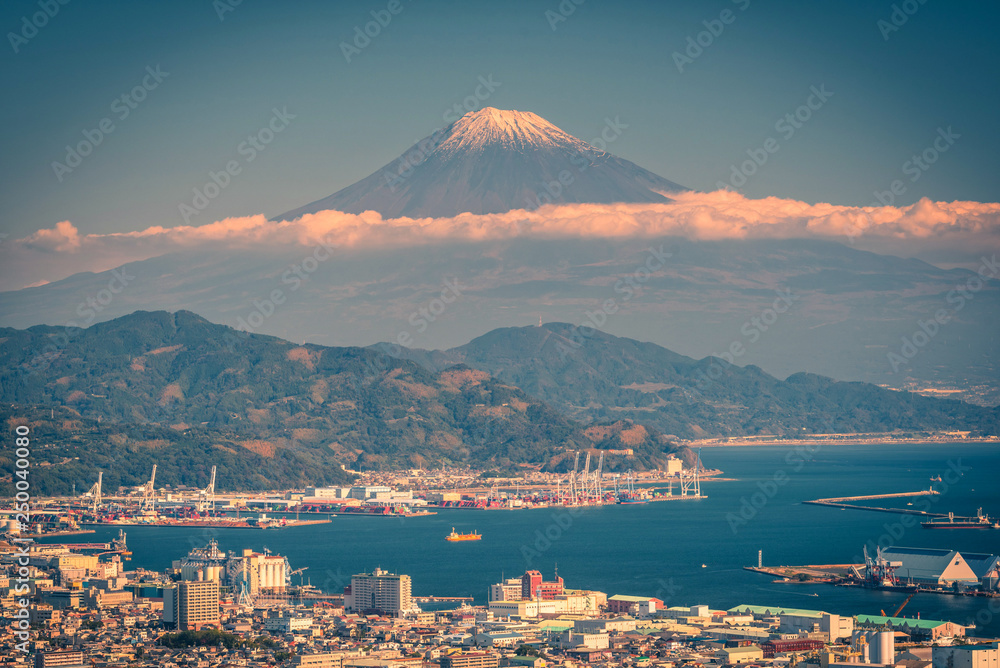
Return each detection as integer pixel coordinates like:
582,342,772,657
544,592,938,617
50,443,1000,635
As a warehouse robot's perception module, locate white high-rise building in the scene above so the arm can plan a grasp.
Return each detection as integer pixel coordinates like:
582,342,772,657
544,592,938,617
490,577,524,602
345,568,413,616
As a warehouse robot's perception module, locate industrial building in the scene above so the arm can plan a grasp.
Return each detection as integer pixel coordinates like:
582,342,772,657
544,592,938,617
729,605,854,643
852,629,895,665
932,642,1000,668
760,638,827,658
856,614,966,641
963,553,1000,591
172,540,288,601
345,568,413,616
878,547,980,587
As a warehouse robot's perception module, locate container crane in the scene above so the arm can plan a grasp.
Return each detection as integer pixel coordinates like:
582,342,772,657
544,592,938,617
84,472,103,513
140,465,156,512
197,465,217,511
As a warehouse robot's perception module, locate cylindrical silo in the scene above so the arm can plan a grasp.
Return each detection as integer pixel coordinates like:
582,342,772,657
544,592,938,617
877,631,893,665
275,560,286,590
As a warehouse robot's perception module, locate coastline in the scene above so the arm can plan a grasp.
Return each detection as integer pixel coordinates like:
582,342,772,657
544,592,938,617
686,435,1000,448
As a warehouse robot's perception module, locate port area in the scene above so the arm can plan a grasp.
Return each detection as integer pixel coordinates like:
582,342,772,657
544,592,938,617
82,517,332,530
284,506,436,517
744,564,854,583
21,528,95,538
689,431,1000,446
803,489,948,517
744,564,1000,598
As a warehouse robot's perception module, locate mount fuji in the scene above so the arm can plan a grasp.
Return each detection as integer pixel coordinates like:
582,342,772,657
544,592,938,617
275,107,687,220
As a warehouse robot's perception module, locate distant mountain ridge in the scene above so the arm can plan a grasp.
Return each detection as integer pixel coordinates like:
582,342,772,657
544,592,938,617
275,107,687,220
374,323,1000,439
0,311,684,495
1,238,996,404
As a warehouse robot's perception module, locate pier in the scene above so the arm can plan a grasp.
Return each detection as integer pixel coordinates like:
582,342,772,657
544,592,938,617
803,489,949,517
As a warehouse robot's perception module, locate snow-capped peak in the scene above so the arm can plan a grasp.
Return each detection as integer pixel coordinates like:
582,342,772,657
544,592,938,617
274,107,687,221
437,107,592,153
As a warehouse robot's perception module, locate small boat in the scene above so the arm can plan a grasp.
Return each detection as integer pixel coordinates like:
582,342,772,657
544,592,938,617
701,564,707,568
446,527,482,542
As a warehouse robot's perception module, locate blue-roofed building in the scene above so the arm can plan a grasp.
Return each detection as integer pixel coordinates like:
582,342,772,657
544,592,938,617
961,552,1000,590
880,547,979,587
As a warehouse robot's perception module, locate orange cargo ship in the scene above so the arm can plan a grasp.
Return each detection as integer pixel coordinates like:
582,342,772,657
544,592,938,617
446,527,481,542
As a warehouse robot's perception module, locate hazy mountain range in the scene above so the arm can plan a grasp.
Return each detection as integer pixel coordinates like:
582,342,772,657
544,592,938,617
376,322,1000,438
2,311,996,495
2,238,995,404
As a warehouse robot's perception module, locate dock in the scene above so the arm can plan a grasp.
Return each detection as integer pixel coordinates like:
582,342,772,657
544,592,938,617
22,529,95,538
82,518,332,530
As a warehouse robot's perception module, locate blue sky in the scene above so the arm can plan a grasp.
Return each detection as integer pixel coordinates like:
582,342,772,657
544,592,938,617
1,0,998,239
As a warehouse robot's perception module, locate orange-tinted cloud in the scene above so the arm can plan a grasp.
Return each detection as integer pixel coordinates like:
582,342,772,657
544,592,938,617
3,191,998,291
